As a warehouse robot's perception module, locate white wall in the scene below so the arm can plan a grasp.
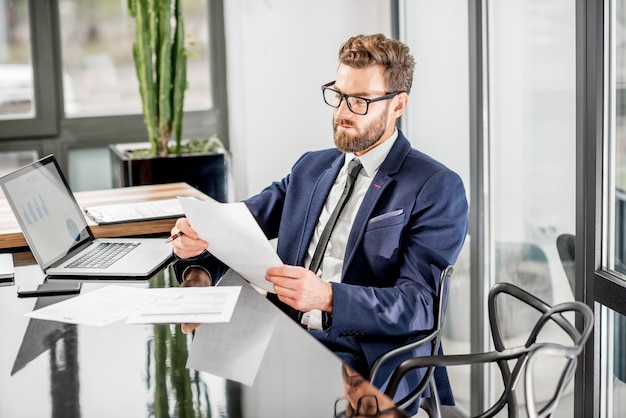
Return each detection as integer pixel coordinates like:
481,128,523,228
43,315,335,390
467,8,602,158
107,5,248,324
223,0,392,200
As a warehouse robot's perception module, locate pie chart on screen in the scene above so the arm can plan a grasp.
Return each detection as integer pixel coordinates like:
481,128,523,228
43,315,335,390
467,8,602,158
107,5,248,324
66,218,81,242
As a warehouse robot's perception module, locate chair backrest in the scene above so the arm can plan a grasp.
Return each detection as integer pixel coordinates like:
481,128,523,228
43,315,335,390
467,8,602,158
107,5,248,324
556,233,576,293
488,282,593,418
495,242,552,338
369,265,454,413
383,282,594,418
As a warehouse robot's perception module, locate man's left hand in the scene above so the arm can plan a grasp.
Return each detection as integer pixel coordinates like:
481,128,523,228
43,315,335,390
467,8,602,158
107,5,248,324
266,265,333,313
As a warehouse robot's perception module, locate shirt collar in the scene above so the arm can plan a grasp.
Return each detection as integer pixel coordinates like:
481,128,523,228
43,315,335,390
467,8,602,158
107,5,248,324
344,128,398,177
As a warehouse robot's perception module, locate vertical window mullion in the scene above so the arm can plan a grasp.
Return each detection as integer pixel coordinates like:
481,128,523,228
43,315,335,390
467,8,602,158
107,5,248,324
469,0,490,414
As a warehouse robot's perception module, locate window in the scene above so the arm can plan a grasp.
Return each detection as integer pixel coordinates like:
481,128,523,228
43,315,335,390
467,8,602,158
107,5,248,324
599,1,626,416
58,0,212,117
0,150,37,176
611,0,626,276
0,0,228,185
0,0,34,120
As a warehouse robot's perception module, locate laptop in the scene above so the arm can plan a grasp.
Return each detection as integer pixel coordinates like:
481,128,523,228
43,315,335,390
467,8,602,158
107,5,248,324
0,155,174,278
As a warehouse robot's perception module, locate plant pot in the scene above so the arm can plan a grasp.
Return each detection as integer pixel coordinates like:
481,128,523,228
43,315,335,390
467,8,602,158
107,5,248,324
109,143,229,202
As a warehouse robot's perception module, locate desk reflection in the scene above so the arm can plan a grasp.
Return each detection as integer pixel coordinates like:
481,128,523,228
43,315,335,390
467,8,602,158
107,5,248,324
12,293,80,417
12,293,78,376
2,264,396,418
147,272,212,417
336,364,407,418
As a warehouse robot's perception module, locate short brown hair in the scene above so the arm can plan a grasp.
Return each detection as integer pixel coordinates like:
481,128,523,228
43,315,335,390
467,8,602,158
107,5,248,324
338,34,415,94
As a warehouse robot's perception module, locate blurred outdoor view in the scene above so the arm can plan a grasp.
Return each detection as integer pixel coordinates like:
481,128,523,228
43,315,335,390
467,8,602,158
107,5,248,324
0,0,212,119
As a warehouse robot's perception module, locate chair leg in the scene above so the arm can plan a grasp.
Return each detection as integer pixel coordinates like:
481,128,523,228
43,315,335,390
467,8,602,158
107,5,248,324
418,378,442,418
419,396,441,418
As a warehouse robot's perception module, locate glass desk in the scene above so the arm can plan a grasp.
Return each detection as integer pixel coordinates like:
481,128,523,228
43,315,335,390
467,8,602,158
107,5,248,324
0,262,401,418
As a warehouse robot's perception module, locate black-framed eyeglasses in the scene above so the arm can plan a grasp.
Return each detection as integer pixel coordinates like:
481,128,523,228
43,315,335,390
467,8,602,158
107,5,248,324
334,396,399,418
321,81,402,116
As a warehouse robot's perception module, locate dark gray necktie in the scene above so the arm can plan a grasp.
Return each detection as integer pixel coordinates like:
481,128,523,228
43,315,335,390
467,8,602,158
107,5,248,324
308,158,363,274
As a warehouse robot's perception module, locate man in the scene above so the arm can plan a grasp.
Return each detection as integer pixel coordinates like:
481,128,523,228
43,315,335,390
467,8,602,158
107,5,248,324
170,33,468,411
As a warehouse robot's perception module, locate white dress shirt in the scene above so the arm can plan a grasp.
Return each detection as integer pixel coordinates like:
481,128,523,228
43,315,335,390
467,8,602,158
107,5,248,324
301,129,398,329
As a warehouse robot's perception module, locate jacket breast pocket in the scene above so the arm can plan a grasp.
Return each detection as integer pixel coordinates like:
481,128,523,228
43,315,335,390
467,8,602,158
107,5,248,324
363,209,405,262
366,209,405,231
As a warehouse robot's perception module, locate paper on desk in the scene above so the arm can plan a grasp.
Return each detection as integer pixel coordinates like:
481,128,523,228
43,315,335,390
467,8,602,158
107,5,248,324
125,286,241,324
24,285,241,326
178,197,281,293
85,198,185,224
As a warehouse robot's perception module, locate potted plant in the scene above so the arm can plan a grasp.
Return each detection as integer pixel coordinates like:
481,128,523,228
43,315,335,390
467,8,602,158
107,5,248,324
110,0,228,202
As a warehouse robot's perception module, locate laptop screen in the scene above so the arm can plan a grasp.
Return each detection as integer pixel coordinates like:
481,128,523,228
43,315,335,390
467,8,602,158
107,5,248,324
0,155,92,269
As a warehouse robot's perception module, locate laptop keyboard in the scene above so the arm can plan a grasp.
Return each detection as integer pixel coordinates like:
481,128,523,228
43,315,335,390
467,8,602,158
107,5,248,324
67,242,140,269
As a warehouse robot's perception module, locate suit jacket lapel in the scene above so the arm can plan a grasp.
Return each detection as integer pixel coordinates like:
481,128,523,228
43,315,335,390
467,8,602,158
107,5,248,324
342,134,412,274
296,155,344,265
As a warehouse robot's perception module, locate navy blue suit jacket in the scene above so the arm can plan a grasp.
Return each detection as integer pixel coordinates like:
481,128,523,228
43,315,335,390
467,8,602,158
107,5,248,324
174,131,468,407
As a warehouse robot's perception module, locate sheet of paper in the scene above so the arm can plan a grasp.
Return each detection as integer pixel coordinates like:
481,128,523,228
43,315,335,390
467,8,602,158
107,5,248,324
24,285,241,326
25,285,163,326
84,198,185,224
125,286,241,324
178,197,282,293
187,270,278,386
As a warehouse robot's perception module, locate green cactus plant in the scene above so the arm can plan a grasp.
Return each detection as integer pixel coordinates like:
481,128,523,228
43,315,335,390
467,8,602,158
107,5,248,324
128,0,187,157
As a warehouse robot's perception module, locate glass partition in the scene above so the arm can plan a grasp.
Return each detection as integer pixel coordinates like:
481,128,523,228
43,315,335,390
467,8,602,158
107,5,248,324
399,0,471,411
488,1,576,415
402,0,576,414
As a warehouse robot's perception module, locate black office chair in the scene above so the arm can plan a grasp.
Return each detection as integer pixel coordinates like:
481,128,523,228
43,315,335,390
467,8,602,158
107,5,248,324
369,265,454,417
383,282,594,418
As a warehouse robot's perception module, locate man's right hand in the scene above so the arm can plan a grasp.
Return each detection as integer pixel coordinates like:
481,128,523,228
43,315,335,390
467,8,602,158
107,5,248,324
170,217,209,259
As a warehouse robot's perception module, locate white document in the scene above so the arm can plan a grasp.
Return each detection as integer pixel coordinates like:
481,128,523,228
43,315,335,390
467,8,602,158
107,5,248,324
85,198,185,224
178,197,282,293
24,285,241,326
126,286,241,324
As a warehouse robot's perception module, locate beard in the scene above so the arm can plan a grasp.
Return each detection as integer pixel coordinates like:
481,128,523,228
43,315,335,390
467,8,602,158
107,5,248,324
333,108,388,153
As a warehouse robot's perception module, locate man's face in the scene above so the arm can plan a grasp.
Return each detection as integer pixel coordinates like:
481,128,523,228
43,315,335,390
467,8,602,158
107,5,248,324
332,64,399,155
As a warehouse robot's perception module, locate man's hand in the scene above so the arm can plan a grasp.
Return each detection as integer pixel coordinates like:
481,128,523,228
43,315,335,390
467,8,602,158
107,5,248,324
170,217,208,259
265,265,333,313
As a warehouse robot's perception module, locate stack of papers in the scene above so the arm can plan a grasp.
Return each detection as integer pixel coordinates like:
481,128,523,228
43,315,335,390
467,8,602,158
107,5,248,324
85,198,185,224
